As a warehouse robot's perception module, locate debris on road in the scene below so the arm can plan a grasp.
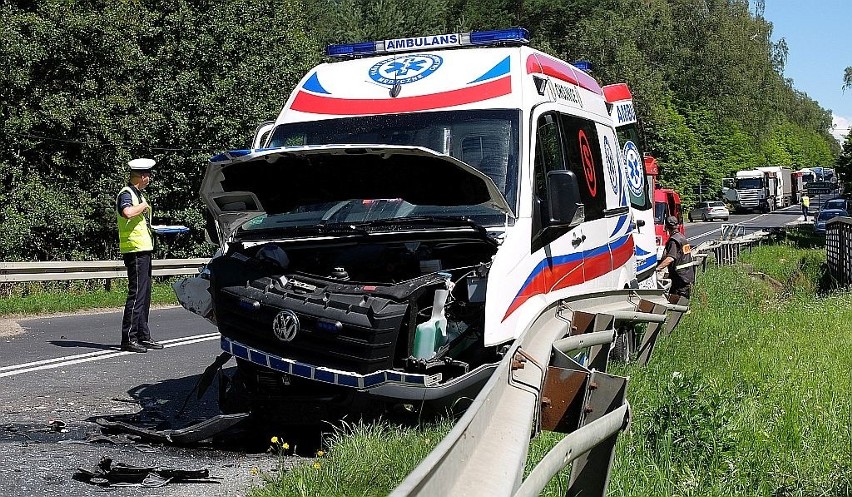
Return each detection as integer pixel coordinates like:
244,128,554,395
95,412,249,444
73,456,215,487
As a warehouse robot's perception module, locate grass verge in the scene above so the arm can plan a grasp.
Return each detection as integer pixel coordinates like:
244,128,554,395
0,279,179,316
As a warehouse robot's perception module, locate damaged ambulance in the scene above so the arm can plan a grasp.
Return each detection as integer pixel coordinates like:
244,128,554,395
175,28,639,422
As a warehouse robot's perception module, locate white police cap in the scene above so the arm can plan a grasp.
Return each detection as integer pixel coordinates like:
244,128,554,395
128,158,156,171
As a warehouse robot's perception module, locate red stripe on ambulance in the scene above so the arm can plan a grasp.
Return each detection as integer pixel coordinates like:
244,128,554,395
290,76,512,115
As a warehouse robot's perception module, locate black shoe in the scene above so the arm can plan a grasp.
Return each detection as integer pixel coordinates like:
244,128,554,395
139,339,164,350
121,341,147,353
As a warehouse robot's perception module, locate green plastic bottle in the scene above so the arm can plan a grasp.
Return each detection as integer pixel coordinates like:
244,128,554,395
412,288,449,360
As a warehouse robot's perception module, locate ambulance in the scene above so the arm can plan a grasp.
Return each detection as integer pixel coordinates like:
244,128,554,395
602,83,657,288
182,28,638,419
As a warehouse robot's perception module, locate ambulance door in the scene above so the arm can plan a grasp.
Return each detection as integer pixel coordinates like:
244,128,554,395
556,113,617,291
530,111,588,295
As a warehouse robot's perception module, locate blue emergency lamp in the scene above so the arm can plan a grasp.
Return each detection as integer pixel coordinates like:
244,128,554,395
326,27,530,58
572,60,593,72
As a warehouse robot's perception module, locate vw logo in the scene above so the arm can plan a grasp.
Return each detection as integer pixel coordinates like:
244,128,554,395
272,310,300,342
369,54,442,86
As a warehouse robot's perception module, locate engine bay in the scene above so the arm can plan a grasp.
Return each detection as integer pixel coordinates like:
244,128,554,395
207,232,500,381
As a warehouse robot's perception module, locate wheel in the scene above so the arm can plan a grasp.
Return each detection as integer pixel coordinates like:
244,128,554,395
688,214,693,222
722,217,729,221
702,213,708,222
610,332,629,363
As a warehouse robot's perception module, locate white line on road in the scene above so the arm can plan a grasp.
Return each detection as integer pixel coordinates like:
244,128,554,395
0,333,220,378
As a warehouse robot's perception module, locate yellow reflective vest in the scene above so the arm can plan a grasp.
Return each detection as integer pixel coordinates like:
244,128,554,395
116,186,153,254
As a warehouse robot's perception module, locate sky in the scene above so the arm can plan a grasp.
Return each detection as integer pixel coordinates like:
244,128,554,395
760,0,851,142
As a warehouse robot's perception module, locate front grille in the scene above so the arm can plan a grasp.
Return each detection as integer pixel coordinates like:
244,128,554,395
215,283,408,374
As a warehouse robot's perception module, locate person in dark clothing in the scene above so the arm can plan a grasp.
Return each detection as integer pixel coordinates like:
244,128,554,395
656,215,695,299
116,158,164,353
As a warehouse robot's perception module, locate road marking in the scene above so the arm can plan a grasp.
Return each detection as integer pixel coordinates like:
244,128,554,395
687,205,800,242
0,333,220,378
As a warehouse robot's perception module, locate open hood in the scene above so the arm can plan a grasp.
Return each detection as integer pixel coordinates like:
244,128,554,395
201,144,513,243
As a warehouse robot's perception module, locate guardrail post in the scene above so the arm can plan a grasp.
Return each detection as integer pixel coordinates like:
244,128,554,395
635,299,669,366
566,370,628,497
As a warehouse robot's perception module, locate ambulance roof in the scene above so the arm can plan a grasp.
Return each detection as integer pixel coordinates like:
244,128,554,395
276,30,607,124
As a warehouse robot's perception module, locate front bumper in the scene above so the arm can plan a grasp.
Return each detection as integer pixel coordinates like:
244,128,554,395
221,336,498,401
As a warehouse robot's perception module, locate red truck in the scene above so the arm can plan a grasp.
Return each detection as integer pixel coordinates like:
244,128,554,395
644,155,685,251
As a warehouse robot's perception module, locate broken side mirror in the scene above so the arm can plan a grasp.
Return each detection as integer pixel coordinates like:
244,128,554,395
636,219,646,227
546,170,584,228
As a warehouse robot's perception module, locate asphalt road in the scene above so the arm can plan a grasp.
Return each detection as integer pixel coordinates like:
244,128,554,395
0,307,284,497
684,203,805,246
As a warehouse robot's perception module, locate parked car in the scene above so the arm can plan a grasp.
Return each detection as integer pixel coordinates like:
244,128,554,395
687,200,729,222
814,208,848,235
820,198,850,212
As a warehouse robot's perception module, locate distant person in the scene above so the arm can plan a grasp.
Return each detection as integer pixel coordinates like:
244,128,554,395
116,158,163,353
656,216,695,299
801,194,810,221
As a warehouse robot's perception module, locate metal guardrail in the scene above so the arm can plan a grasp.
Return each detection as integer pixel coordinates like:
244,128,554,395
707,223,778,266
391,289,688,497
826,217,852,287
0,258,208,283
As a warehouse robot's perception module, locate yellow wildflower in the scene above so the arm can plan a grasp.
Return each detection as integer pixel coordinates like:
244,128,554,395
250,467,259,476
313,462,322,470
282,442,290,450
316,450,325,457
270,436,279,444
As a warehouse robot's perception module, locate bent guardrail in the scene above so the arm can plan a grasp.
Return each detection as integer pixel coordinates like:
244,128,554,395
391,289,688,497
0,258,208,283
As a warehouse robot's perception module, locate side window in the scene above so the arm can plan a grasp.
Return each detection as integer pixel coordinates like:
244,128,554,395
559,114,606,221
533,114,565,203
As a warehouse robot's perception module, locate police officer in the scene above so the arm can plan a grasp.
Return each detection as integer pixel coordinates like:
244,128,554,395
656,215,695,299
116,158,164,353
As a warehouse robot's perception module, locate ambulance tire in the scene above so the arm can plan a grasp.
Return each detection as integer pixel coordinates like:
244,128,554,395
610,329,633,363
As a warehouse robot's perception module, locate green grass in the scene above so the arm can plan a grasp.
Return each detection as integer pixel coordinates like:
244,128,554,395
0,280,179,316
254,242,852,497
248,419,452,497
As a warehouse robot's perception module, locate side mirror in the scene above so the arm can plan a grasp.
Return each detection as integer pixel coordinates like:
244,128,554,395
636,219,646,228
546,170,584,228
251,121,275,149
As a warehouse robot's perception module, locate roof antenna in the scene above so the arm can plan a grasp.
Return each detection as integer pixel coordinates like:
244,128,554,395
389,54,402,98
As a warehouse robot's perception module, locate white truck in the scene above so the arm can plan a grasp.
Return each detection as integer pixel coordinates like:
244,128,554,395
757,166,792,208
725,168,786,212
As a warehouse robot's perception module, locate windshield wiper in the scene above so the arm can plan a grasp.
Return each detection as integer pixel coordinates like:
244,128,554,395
236,222,367,240
357,216,485,232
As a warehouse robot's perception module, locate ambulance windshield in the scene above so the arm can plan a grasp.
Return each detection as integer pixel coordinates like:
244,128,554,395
267,109,520,212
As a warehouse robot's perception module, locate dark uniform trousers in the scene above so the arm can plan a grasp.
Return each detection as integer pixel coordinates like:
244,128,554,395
121,251,152,344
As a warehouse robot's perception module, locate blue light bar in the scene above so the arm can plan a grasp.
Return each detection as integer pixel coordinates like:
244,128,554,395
326,27,530,58
469,27,530,46
573,60,594,72
326,40,380,58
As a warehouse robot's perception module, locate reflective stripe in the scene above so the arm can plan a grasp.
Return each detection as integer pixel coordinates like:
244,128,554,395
116,186,153,253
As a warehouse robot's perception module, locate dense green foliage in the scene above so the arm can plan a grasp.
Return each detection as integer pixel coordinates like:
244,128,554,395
0,0,840,260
